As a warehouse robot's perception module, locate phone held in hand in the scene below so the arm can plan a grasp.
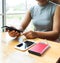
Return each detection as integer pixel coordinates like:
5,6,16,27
15,40,35,51
1,26,23,33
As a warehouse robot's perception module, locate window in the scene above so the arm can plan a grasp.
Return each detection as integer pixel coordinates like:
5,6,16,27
1,0,37,32
0,16,2,32
0,0,2,32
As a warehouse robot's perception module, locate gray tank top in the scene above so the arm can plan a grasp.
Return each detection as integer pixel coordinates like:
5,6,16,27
30,1,57,31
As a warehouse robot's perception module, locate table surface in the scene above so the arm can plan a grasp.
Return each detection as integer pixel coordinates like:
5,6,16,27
0,32,60,63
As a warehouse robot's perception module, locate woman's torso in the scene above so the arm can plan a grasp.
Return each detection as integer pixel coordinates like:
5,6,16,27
30,1,57,31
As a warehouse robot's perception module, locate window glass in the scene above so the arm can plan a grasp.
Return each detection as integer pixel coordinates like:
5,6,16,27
6,14,25,28
6,0,26,14
0,0,2,14
0,16,2,32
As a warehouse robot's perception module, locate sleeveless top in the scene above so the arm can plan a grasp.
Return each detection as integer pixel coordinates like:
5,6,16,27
30,1,57,32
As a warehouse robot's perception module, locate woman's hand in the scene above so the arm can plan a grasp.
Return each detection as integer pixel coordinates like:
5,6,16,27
7,30,20,38
22,31,37,39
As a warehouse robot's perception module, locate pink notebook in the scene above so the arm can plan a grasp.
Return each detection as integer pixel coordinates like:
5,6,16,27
28,42,50,56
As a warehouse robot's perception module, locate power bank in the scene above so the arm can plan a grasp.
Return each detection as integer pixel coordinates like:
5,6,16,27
28,42,50,56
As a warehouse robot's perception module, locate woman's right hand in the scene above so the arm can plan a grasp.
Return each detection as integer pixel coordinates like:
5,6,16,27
7,30,20,38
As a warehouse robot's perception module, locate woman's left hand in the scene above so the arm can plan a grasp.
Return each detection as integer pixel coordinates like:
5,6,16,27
22,31,37,39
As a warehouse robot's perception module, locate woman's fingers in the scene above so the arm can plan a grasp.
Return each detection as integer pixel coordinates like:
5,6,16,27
23,31,33,39
8,30,16,37
8,30,20,37
26,33,33,39
22,32,29,35
15,31,20,37
22,31,36,39
22,31,32,35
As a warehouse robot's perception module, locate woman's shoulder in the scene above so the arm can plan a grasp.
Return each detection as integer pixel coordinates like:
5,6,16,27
48,1,58,12
48,1,57,6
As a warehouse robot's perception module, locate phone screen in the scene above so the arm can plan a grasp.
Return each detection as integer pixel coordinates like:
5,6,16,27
16,41,35,50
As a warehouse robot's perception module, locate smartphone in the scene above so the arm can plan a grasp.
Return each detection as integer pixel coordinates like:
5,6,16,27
15,41,35,51
1,26,23,33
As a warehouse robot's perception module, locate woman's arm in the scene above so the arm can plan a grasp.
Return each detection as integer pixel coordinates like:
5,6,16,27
35,6,60,40
19,10,32,31
7,10,32,38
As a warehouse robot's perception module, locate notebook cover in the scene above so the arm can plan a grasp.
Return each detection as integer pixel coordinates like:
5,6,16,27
28,42,50,56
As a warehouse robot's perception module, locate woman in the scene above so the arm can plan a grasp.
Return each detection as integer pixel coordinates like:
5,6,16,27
7,0,60,41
